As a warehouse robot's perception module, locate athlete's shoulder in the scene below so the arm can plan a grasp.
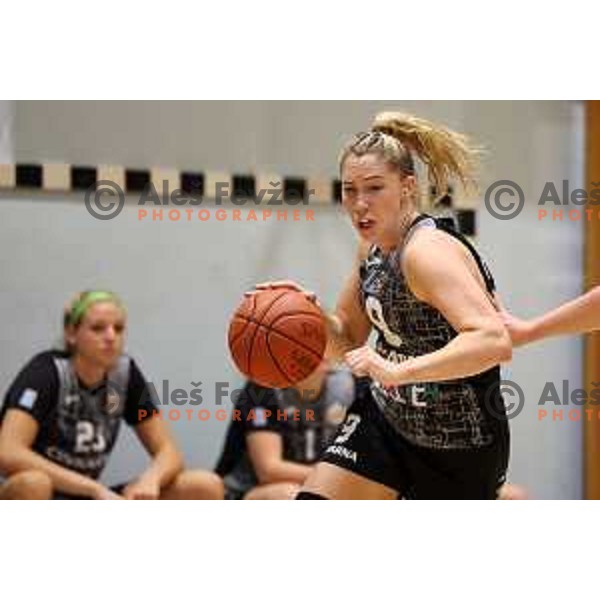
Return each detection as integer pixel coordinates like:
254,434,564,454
404,212,479,264
2,350,62,412
403,224,459,266
400,226,471,300
403,225,497,304
21,349,67,373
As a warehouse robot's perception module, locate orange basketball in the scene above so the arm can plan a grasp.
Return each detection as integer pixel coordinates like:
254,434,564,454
228,288,327,388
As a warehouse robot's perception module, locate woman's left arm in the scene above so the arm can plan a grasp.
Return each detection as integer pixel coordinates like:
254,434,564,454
345,230,512,387
124,417,184,499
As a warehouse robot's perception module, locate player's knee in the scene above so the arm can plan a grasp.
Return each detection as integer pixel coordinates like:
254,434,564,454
201,472,225,500
173,470,224,500
3,470,53,500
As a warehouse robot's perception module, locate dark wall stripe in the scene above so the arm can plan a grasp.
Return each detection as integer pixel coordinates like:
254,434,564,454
125,169,151,193
1,165,476,216
232,175,255,198
16,164,43,188
71,166,97,190
180,172,204,197
283,178,306,202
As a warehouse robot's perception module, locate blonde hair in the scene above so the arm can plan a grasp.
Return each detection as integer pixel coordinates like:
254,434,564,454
339,111,482,197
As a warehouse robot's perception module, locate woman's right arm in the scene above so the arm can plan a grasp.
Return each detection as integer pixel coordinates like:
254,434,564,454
0,410,119,499
503,286,600,346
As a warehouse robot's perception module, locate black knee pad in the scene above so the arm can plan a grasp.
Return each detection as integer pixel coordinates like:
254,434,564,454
295,491,329,500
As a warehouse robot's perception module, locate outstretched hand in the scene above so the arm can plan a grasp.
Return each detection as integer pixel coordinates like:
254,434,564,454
499,310,534,347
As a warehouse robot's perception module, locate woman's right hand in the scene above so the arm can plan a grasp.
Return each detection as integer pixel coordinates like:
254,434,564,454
92,484,125,500
245,281,319,306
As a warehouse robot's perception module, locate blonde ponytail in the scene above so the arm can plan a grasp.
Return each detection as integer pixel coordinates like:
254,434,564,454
340,111,482,196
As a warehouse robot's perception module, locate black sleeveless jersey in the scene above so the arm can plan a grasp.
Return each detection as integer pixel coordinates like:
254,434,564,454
359,215,508,450
0,350,157,479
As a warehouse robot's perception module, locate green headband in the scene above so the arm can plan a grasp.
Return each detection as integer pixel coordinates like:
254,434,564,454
68,291,124,326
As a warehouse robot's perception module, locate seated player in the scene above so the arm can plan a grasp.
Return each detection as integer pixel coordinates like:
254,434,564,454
215,359,355,499
0,290,224,500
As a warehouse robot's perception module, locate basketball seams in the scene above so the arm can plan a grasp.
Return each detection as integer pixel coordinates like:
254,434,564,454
246,290,289,382
229,289,327,388
264,336,294,387
267,329,322,382
228,318,250,348
255,289,296,324
264,309,322,322
236,315,325,359
266,311,325,345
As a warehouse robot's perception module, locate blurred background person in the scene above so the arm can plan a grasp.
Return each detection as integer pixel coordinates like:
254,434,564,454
215,359,354,499
0,290,223,500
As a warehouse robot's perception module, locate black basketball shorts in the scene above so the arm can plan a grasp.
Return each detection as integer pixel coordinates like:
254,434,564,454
319,383,509,499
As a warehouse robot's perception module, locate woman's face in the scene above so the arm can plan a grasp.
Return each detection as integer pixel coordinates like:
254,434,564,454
66,302,126,370
341,153,416,251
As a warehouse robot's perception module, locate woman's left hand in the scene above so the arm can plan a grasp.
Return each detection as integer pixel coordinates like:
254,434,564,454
123,473,161,500
344,346,400,388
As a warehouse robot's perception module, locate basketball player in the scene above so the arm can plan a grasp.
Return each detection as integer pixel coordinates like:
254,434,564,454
215,359,354,499
501,286,600,346
0,290,224,500
256,112,513,499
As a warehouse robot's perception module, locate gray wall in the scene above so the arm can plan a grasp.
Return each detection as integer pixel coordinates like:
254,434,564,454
0,101,14,163
1,101,585,498
0,197,355,480
465,101,585,499
15,101,465,176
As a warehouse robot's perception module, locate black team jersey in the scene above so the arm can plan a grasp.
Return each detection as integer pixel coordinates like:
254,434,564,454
360,215,508,450
215,368,355,498
0,350,157,479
